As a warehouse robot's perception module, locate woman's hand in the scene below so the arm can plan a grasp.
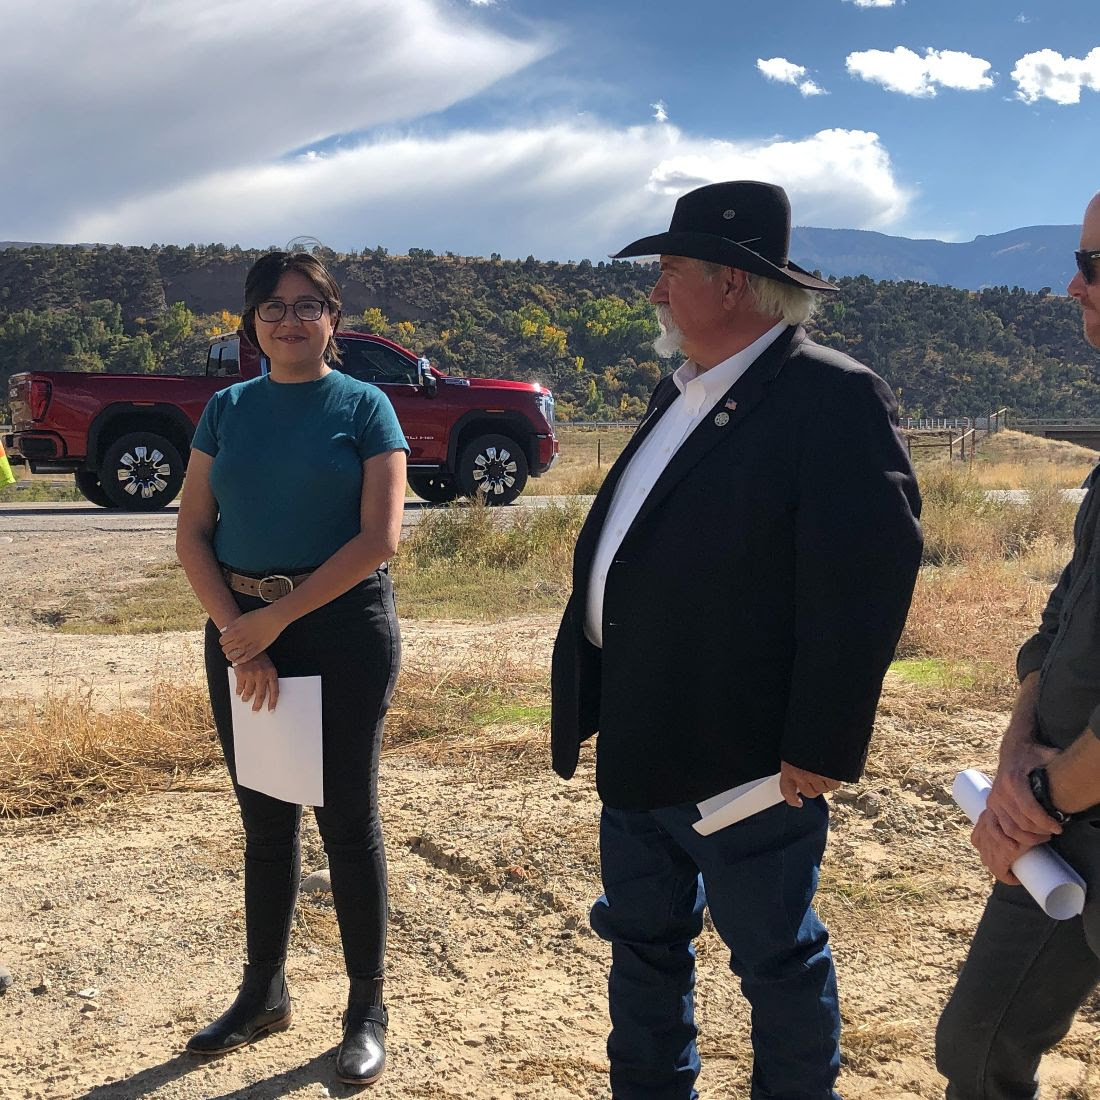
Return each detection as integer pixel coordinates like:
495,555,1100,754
231,652,280,712
220,606,286,666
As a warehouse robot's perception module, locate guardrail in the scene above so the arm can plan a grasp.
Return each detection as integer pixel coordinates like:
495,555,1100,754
902,409,1009,433
557,420,640,429
905,407,1009,462
1013,418,1100,429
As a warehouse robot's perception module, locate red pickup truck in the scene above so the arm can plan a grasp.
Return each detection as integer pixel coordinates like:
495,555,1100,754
6,331,559,509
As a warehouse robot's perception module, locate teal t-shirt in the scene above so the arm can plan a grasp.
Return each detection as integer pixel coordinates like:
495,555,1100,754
192,371,408,572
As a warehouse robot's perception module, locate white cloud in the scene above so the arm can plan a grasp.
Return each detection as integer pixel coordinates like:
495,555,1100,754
652,100,669,123
1015,13,1031,23
60,124,911,257
1012,47,1100,105
843,0,898,7
757,57,808,84
0,0,549,238
0,0,909,258
757,57,829,97
846,47,994,97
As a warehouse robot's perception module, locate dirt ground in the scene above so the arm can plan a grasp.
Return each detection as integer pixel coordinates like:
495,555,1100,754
3,530,1100,1099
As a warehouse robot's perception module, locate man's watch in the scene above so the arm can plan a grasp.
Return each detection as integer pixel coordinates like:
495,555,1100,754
1027,766,1075,824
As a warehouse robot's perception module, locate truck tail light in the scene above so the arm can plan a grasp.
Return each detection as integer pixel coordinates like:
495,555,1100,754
29,379,52,421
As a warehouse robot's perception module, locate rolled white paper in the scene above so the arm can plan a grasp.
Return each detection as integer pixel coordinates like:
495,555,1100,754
693,773,785,836
952,768,1086,921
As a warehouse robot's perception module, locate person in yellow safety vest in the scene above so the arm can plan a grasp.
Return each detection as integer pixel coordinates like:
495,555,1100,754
0,438,15,489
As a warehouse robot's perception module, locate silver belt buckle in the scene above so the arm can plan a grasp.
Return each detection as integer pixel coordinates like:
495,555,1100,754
257,574,293,602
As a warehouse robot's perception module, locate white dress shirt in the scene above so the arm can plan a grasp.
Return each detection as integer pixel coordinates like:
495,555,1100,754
584,321,787,648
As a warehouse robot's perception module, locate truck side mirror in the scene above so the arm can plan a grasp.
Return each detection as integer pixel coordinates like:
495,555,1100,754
418,356,438,398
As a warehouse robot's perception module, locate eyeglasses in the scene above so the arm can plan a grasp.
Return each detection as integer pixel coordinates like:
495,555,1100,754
255,298,327,323
1076,250,1100,285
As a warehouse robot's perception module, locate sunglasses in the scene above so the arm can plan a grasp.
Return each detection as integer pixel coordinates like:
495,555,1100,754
1076,250,1100,285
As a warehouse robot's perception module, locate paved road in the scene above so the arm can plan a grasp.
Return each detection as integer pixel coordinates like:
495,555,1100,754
0,495,593,536
0,488,1085,538
984,488,1087,504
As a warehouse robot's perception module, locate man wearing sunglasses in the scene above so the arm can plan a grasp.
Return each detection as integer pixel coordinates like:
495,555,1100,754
1074,231,1100,347
937,192,1100,1099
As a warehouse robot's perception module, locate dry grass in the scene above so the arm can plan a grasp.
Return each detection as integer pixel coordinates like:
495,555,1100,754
391,497,585,619
975,428,1097,478
384,660,549,763
897,462,1076,706
0,679,217,816
918,464,1078,566
0,659,552,818
898,558,1062,706
58,560,204,634
909,429,1096,490
523,426,629,497
0,477,82,503
967,461,1094,490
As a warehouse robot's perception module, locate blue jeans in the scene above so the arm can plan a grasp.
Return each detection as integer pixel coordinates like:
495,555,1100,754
591,798,841,1100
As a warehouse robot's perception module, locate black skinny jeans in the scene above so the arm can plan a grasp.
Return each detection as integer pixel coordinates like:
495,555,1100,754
204,569,400,980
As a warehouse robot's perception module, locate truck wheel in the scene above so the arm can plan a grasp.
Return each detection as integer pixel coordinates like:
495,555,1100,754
74,470,115,509
100,432,184,511
407,471,460,504
456,433,528,505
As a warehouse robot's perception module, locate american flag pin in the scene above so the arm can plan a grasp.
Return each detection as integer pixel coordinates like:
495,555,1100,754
724,399,738,411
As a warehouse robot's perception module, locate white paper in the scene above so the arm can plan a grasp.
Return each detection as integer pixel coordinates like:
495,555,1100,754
952,769,1086,921
693,773,785,835
230,672,324,807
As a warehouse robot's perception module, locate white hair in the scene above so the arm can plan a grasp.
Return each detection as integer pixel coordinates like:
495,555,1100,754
697,260,819,325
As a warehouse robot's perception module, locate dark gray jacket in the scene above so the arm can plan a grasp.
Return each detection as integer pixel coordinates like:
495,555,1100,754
1018,467,1100,747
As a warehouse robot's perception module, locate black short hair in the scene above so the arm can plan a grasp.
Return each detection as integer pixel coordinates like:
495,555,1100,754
241,251,343,363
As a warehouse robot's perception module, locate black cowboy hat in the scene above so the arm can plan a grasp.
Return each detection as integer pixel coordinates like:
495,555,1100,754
614,180,837,293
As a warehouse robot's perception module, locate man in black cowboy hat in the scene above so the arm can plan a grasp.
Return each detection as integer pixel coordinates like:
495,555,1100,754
551,180,922,1098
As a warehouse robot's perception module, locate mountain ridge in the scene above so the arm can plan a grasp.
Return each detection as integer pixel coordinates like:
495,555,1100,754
789,224,1078,292
2,224,1081,294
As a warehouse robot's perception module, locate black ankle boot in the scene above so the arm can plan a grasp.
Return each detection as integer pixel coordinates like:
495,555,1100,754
335,976,387,1085
186,963,292,1055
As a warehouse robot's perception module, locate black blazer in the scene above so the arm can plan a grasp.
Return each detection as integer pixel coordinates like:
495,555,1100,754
550,326,922,810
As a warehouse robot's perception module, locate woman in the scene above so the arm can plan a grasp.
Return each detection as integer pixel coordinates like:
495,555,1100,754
175,251,407,1085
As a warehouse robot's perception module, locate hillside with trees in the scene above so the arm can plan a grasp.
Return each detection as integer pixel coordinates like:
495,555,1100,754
1,244,1096,421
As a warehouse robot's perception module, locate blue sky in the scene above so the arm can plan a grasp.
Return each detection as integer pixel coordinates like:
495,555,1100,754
2,0,1097,259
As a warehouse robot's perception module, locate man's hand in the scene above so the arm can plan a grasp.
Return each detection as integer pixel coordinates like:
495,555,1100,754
971,806,1049,885
220,606,286,666
231,652,280,712
987,736,1062,842
779,761,843,808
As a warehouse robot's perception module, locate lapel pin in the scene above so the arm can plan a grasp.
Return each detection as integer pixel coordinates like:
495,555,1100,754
714,411,730,427
725,399,738,411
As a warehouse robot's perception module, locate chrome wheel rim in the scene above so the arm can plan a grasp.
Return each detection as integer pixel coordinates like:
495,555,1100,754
116,445,171,499
471,446,517,497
